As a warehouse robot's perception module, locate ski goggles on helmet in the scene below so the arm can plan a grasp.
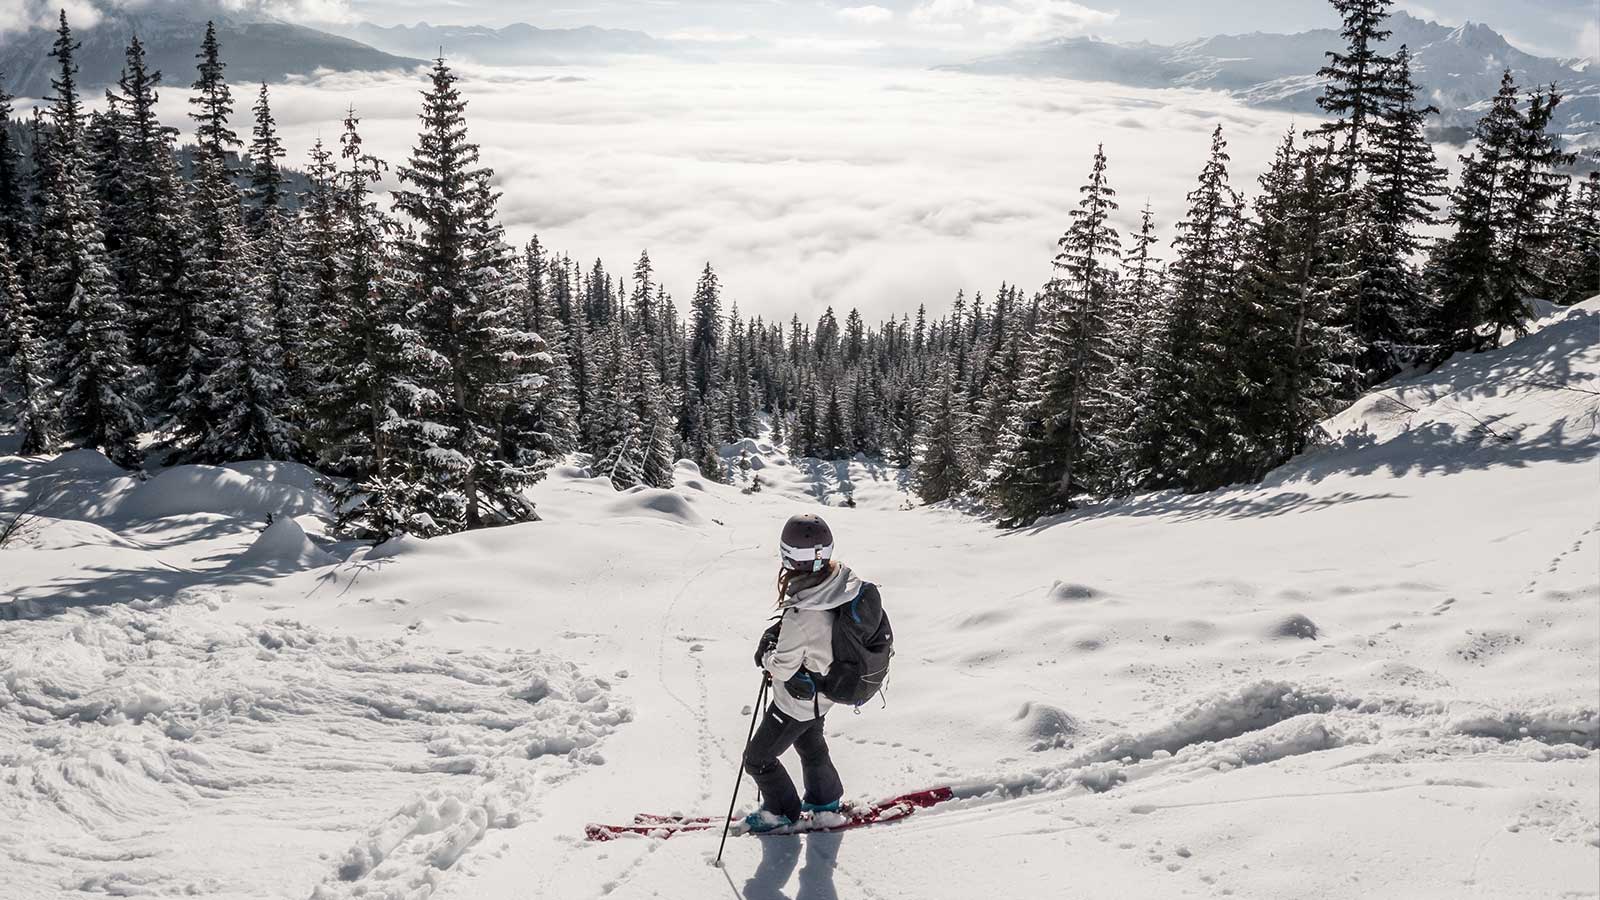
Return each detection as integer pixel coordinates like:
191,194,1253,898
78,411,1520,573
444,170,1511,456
779,540,832,572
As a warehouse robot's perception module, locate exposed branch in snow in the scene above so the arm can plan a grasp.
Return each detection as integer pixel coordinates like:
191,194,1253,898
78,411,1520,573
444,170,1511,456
0,490,46,550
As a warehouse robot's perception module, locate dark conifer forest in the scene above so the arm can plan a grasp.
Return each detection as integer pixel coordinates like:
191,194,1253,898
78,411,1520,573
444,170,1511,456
1,0,1594,535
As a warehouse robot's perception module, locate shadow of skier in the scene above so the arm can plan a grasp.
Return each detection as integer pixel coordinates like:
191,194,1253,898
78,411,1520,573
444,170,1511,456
738,832,844,900
797,832,842,900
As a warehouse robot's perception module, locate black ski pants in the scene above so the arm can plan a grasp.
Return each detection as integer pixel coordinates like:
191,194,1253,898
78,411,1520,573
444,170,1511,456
743,703,843,822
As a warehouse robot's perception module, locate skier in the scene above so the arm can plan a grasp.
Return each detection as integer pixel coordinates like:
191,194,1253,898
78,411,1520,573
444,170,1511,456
743,513,881,833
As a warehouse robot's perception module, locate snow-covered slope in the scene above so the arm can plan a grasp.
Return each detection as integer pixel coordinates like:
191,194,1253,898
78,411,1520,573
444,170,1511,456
1,302,1596,898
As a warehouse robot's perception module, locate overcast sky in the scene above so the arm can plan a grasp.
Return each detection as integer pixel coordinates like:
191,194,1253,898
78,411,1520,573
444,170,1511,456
326,0,1598,59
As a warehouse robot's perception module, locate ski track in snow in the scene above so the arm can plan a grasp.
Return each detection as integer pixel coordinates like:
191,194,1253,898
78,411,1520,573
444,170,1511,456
653,538,761,805
0,590,630,899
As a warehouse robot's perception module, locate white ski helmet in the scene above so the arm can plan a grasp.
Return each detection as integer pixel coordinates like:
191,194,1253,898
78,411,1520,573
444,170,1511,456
779,514,834,573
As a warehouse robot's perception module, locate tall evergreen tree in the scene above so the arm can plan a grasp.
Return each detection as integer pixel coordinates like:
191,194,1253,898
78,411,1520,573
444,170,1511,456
389,58,555,532
36,13,143,466
1566,172,1600,301
1487,85,1576,339
1313,0,1394,191
1344,44,1447,383
688,262,721,403
1426,72,1571,351
245,82,300,394
519,237,578,452
1138,125,1246,491
306,112,406,486
911,363,970,503
1103,202,1164,492
989,145,1122,523
1237,134,1351,466
592,319,645,487
0,234,58,454
114,34,196,405
178,22,297,462
0,77,27,259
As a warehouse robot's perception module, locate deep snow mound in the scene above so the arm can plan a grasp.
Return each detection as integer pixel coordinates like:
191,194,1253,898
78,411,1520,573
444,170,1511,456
0,448,140,520
1279,297,1600,484
116,464,330,522
604,487,707,526
233,517,338,570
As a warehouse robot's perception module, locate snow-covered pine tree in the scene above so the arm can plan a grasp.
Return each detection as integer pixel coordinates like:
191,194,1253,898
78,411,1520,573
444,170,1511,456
628,329,677,489
389,58,555,532
1101,202,1163,493
307,112,405,486
1433,71,1529,352
24,108,59,339
968,292,1028,474
245,83,303,404
1136,125,1246,491
520,238,578,451
0,74,32,390
695,400,725,482
1312,0,1394,192
630,249,655,340
1565,173,1600,302
1237,132,1351,466
0,77,27,260
911,362,970,503
988,144,1121,523
179,23,297,463
85,99,132,288
0,234,59,454
821,385,847,460
113,34,197,407
1486,86,1576,341
1348,44,1446,384
1538,180,1583,304
590,319,642,487
848,371,878,453
688,262,721,405
37,13,143,467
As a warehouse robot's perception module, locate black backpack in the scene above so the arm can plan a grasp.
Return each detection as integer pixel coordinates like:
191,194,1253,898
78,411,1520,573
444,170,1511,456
819,583,894,707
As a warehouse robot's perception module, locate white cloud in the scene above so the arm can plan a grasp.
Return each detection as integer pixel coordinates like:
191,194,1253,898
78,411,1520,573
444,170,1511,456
148,62,1301,325
837,4,894,26
0,0,358,33
1575,18,1599,61
0,0,105,34
911,0,1116,43
774,35,887,53
663,27,757,43
1391,2,1455,26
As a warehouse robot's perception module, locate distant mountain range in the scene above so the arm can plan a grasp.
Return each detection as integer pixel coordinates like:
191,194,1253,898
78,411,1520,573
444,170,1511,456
0,6,422,99
335,21,670,66
4,4,1592,154
944,12,1600,147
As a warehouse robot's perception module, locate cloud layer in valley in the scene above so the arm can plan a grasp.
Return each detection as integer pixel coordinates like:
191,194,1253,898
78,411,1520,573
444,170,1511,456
147,63,1314,323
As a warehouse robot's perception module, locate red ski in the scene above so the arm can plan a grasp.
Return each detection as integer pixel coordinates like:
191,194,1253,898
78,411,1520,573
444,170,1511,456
584,787,953,842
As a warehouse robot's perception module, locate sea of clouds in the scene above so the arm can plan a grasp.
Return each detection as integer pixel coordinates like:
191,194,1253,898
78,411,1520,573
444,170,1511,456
154,62,1314,323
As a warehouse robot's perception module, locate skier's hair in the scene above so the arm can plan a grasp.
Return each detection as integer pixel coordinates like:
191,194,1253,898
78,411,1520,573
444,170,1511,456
776,559,835,606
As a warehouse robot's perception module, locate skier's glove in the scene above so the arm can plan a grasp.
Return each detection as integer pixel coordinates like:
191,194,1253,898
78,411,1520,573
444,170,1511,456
783,670,817,701
754,622,781,669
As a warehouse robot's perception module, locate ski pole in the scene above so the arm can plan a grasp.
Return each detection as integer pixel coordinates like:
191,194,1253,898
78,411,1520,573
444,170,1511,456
715,673,769,867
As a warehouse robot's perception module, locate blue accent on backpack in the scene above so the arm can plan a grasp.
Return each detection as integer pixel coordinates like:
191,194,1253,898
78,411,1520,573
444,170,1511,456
819,583,893,707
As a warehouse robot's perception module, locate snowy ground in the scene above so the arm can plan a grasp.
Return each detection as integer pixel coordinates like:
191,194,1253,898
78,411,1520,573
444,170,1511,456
2,301,1598,899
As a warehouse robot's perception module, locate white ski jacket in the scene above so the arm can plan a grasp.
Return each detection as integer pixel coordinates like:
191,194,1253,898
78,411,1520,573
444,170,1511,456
762,563,864,721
